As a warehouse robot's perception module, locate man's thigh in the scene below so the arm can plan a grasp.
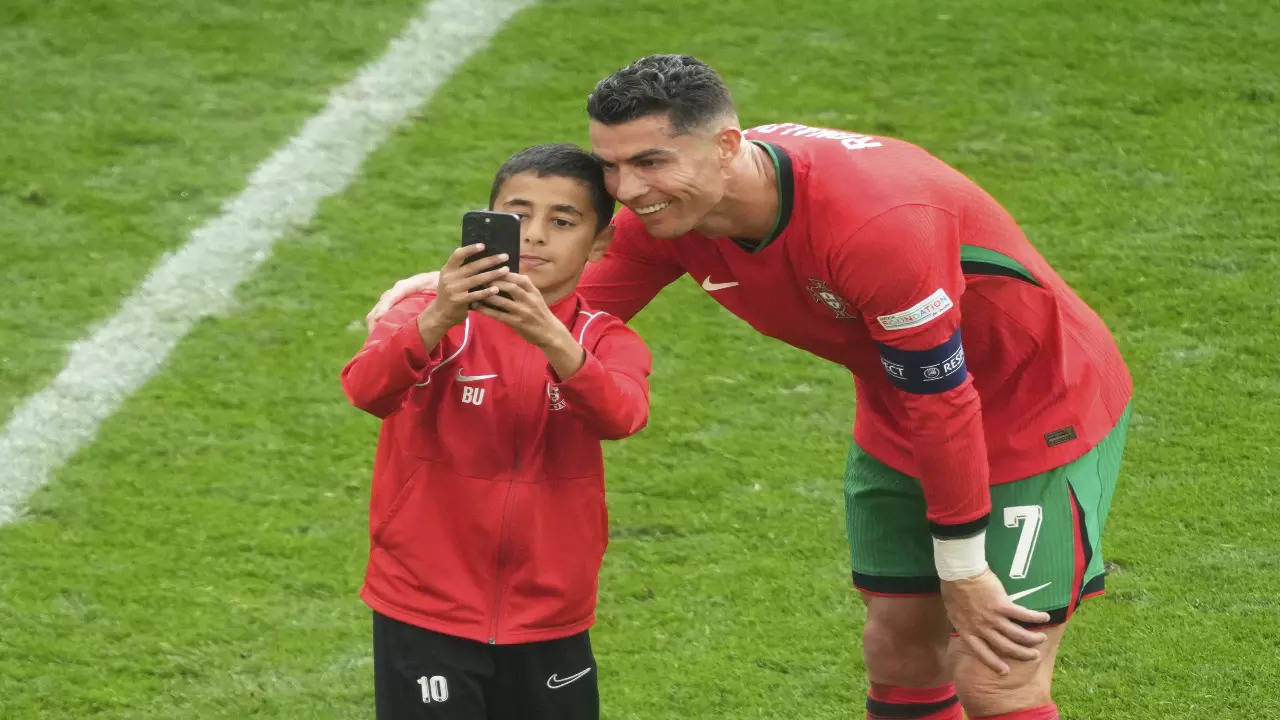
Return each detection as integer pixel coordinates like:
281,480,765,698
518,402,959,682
488,631,599,720
372,611,490,720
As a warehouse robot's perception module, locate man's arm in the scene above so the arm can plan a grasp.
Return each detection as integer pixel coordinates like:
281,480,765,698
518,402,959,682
834,204,1050,673
840,206,988,532
575,212,684,322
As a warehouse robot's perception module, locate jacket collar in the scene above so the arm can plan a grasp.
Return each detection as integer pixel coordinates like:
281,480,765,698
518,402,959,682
548,292,583,329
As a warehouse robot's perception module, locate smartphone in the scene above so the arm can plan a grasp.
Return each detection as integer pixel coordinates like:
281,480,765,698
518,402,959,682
461,210,521,272
460,210,521,303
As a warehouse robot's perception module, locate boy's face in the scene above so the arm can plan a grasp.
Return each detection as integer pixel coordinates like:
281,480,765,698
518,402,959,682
491,171,610,305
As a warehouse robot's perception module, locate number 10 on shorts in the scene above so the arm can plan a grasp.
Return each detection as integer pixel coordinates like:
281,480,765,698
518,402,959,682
417,675,449,704
1003,505,1043,579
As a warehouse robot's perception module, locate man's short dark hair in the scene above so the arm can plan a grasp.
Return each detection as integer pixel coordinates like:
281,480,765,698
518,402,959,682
586,54,737,134
488,144,614,232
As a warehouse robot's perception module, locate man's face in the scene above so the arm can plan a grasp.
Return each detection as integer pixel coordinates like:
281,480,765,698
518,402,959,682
589,114,728,239
491,171,607,304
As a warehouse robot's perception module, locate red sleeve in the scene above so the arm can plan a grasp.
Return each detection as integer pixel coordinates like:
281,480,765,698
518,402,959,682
832,205,990,536
554,319,651,440
340,293,446,418
576,211,684,322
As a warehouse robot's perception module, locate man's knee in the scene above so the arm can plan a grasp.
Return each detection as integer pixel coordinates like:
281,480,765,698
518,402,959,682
949,628,1061,717
953,665,1051,716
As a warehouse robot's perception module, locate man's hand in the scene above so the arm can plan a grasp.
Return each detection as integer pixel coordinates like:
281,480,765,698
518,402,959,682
366,271,445,332
940,569,1051,676
474,274,585,379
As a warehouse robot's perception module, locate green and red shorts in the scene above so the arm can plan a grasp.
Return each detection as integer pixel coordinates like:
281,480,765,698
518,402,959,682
844,405,1131,623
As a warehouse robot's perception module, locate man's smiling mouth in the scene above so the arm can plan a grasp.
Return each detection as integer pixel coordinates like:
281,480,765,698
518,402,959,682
633,201,670,215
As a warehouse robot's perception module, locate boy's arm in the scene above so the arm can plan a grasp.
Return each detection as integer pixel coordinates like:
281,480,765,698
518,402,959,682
472,274,652,440
553,321,652,440
344,246,511,417
340,294,449,418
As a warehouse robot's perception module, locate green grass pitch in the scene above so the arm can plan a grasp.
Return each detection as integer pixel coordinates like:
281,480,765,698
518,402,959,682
1,0,1277,717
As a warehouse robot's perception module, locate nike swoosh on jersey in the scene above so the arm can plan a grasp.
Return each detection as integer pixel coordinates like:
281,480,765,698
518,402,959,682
455,371,498,383
1007,582,1052,603
546,667,592,690
701,276,740,292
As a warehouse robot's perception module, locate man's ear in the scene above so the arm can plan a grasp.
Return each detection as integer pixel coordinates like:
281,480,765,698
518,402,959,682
714,125,744,166
587,224,615,263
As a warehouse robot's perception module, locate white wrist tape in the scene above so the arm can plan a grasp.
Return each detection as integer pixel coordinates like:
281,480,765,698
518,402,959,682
932,530,989,581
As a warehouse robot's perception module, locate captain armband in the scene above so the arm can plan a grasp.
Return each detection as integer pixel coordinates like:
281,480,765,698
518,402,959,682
876,328,967,394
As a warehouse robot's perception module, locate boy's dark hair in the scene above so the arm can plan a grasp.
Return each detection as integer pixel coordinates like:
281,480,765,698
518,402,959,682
489,144,614,232
586,54,737,134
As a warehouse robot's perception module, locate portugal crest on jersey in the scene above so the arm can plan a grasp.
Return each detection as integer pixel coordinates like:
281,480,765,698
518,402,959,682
807,278,855,319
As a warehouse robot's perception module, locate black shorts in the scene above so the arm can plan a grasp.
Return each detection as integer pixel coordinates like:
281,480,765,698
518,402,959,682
372,611,599,720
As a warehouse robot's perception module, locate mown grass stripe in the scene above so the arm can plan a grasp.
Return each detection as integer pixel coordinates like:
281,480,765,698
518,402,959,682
0,0,535,526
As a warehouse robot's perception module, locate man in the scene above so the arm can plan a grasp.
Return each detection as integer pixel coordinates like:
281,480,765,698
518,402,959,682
367,55,1132,720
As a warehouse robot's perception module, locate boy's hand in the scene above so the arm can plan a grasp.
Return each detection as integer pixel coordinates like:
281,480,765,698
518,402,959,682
421,245,510,328
474,274,585,378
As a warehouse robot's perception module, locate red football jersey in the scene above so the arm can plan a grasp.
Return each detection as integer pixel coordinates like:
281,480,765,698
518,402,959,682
579,123,1132,535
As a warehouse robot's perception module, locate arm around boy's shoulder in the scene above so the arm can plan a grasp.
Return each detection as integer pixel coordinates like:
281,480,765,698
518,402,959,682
577,209,685,321
552,311,652,440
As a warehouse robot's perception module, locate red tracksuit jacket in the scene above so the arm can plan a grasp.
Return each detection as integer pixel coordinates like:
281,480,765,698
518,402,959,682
341,291,651,645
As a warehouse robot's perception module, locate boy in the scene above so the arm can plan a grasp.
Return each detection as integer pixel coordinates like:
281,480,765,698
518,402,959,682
341,144,651,720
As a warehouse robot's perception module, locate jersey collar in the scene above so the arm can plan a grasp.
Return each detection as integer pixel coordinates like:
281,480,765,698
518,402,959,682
731,140,794,253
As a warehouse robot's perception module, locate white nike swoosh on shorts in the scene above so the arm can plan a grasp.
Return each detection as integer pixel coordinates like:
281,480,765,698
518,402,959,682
455,371,498,383
546,667,592,690
701,276,739,292
1007,582,1052,603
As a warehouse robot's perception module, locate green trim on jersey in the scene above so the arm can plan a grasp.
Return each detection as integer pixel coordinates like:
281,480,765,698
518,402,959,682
732,141,794,253
960,244,1041,286
756,142,786,242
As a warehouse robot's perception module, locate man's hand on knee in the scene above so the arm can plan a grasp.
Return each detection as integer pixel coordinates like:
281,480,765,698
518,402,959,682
940,569,1051,676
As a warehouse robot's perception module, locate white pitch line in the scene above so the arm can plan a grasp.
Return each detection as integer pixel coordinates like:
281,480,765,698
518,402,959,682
0,0,535,525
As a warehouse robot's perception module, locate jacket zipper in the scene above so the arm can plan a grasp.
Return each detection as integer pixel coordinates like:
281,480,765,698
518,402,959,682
488,340,534,644
488,481,517,644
